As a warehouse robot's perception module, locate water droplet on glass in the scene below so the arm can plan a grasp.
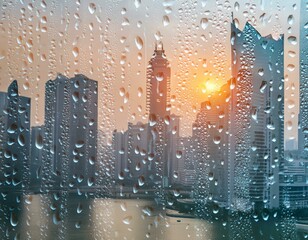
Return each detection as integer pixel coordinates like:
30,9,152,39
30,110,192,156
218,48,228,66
287,15,294,25
123,216,132,225
156,72,164,81
88,3,96,14
163,15,170,26
200,18,209,29
134,0,141,8
135,36,143,50
35,134,43,149
72,47,79,58
288,36,297,45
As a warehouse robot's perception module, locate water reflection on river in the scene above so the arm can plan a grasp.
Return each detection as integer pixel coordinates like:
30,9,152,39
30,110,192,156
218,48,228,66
0,193,307,239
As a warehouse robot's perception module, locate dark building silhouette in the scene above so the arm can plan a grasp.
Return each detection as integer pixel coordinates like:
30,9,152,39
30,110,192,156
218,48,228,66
42,74,97,190
0,80,31,189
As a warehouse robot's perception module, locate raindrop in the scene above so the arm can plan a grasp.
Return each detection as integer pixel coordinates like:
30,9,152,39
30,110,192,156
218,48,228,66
18,134,25,146
120,202,127,211
208,172,214,181
137,87,143,97
10,212,18,227
213,136,221,144
234,2,240,11
53,212,61,225
27,52,34,63
259,81,267,93
119,87,125,97
173,189,180,197
288,51,296,57
138,176,145,186
176,150,182,159
288,36,297,45
72,47,79,58
163,15,170,26
7,123,18,134
88,3,96,14
135,36,143,50
156,72,164,81
77,203,83,214
75,140,84,148
75,222,81,229
72,91,79,102
134,0,141,8
287,15,294,25
258,68,264,76
287,64,295,72
123,216,132,225
149,114,157,126
200,18,208,29
35,134,43,149
142,206,152,216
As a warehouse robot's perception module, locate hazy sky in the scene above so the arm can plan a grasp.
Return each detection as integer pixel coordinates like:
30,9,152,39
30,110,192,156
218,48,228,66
0,0,300,141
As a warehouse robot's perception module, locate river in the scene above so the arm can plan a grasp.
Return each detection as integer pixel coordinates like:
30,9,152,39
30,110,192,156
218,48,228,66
0,193,307,239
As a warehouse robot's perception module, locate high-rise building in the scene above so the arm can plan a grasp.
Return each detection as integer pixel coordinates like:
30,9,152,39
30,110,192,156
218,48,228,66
0,80,31,189
146,43,171,188
230,20,284,209
146,43,171,119
298,0,308,156
43,74,97,190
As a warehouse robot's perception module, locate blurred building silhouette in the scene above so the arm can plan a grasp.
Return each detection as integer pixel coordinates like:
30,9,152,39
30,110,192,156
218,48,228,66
230,20,284,210
280,150,308,209
42,74,97,190
193,81,231,207
0,80,31,190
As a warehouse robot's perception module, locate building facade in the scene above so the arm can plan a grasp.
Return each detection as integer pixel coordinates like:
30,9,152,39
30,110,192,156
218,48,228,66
43,74,98,190
230,21,284,209
0,81,31,190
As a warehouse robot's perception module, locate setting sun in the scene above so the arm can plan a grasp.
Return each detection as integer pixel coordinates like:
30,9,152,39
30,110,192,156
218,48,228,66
201,80,220,94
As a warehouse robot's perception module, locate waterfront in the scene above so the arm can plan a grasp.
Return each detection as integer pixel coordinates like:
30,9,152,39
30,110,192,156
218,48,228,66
0,193,307,239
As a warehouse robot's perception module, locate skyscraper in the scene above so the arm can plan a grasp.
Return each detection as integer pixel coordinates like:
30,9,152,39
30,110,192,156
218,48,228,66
230,20,284,209
43,74,98,190
0,81,31,189
146,43,171,119
146,43,172,188
298,0,308,156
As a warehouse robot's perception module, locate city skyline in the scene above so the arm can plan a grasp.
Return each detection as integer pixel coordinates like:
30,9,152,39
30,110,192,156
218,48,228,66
0,17,305,210
0,0,301,142
0,1,307,239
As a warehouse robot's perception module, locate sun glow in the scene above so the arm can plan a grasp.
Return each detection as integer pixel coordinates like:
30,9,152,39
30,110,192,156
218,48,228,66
201,81,219,94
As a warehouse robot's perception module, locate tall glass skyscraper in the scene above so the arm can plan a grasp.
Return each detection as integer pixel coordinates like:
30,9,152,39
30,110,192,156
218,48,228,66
230,20,284,209
43,74,98,190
